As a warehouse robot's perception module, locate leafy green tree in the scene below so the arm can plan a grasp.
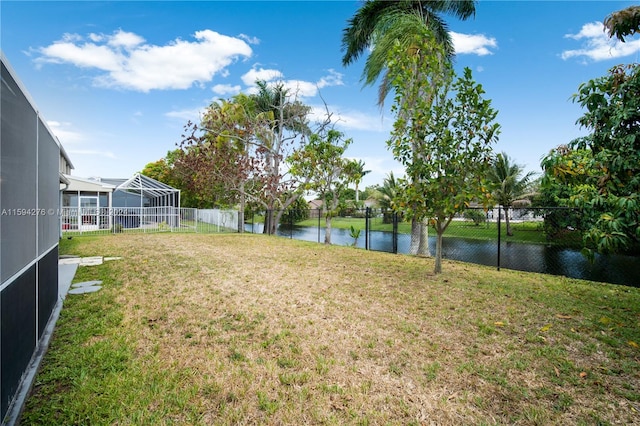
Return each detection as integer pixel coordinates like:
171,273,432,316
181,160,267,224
289,129,357,244
142,150,212,208
538,145,596,241
463,209,486,226
487,152,536,236
179,97,253,224
180,81,313,234
280,195,309,224
567,63,640,254
388,35,499,273
604,5,640,41
342,0,476,256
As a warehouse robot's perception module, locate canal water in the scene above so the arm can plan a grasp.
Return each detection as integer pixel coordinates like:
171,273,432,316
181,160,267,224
247,224,639,287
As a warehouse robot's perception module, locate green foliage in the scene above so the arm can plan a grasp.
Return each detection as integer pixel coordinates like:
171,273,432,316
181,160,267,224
288,129,357,244
349,225,361,246
289,129,356,216
488,152,536,236
178,81,314,232
488,152,536,208
463,209,486,226
604,5,640,41
568,63,640,254
141,150,212,208
280,196,309,224
369,172,403,223
341,0,476,105
346,159,370,204
539,146,596,238
371,172,400,211
387,32,500,273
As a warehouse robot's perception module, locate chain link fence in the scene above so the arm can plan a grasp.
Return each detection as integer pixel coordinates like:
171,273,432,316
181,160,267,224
60,205,638,286
246,207,639,287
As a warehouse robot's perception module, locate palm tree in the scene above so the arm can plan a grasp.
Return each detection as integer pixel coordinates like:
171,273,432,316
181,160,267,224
488,153,536,236
350,159,371,204
341,0,476,105
249,81,311,234
373,172,400,220
342,0,476,256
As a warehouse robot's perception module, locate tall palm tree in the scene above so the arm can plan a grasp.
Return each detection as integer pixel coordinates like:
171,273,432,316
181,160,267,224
373,172,400,215
342,0,476,105
350,159,371,204
342,0,476,256
488,152,536,236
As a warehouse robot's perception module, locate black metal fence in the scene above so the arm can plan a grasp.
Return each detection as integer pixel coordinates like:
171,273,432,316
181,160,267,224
246,207,639,287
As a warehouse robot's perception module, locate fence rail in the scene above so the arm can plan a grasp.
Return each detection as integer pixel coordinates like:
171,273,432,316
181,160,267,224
246,207,639,287
60,207,238,235
61,205,639,286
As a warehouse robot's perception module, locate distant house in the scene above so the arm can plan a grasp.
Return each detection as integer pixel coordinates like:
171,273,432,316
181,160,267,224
363,197,379,209
307,199,323,218
61,173,180,232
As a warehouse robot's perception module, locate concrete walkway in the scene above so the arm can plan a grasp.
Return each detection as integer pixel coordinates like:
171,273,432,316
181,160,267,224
58,262,78,299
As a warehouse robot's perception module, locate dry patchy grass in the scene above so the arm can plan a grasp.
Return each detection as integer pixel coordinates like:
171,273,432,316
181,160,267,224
23,233,640,425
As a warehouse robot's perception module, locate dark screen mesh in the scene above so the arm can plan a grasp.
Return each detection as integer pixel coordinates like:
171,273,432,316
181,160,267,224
1,62,38,282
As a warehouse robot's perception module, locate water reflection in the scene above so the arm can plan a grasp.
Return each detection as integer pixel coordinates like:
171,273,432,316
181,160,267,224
246,223,639,287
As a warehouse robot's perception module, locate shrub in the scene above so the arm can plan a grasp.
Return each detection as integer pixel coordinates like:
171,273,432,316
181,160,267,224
464,209,486,226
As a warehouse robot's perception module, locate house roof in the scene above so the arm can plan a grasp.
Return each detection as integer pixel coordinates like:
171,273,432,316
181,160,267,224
63,174,116,192
308,199,323,209
115,173,179,200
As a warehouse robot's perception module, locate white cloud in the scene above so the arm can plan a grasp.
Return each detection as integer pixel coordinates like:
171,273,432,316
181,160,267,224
212,84,242,96
46,120,85,144
36,29,253,92
565,22,605,40
282,79,320,97
561,21,640,61
242,68,345,98
165,107,203,122
107,29,145,49
451,31,497,56
241,67,284,86
239,34,260,45
307,105,391,132
317,69,344,88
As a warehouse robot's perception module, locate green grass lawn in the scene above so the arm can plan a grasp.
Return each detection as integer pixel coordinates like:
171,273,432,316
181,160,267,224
22,234,640,425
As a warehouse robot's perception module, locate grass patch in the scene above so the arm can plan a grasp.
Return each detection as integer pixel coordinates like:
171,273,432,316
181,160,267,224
22,233,640,425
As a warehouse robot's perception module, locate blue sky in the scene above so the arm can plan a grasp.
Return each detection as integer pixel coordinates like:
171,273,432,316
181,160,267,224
2,0,639,189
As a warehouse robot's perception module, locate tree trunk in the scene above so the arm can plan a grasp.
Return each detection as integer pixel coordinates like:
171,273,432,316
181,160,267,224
264,209,275,235
417,219,431,256
409,217,420,255
355,183,360,204
434,225,444,274
324,212,332,244
505,207,513,236
238,183,245,233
